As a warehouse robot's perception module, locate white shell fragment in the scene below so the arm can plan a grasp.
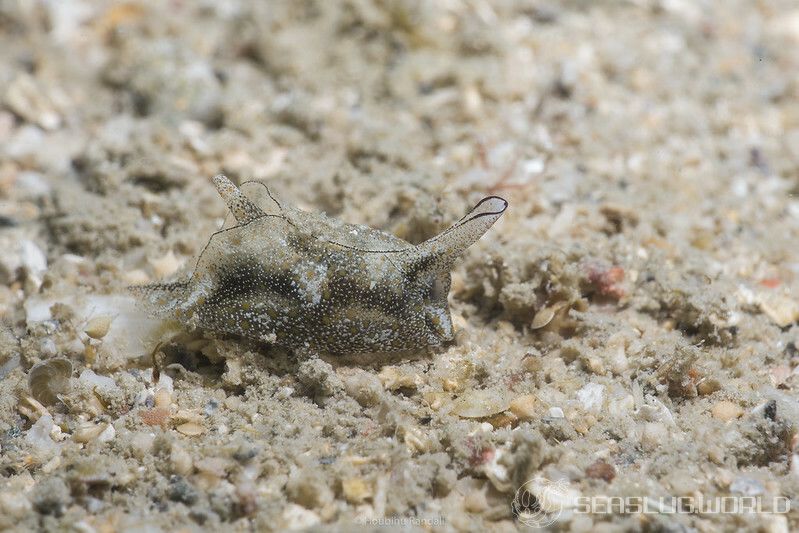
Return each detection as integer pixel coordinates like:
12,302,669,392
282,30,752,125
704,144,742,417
531,307,555,330
452,389,511,418
28,358,73,406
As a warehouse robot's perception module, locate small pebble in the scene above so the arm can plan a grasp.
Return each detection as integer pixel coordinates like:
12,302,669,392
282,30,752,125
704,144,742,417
463,488,488,513
340,369,382,407
730,476,765,496
640,422,668,451
697,378,722,396
452,389,511,418
194,457,231,478
508,394,538,421
170,444,193,475
341,478,372,504
128,432,155,458
585,460,616,482
758,292,799,328
281,504,320,530
286,471,333,509
711,401,743,422
576,383,605,413
84,316,113,340
0,491,32,519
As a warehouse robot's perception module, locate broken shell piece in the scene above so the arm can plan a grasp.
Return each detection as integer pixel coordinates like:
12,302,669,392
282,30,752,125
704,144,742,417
78,368,118,393
531,307,555,330
518,476,581,515
170,444,193,475
485,412,517,429
28,357,73,406
4,73,62,130
423,392,449,411
758,292,799,328
531,301,568,330
484,448,512,492
711,401,743,422
25,414,59,453
452,389,511,418
378,366,423,391
176,422,205,436
18,395,50,422
154,388,172,409
72,422,111,444
172,409,203,424
402,425,431,454
84,316,113,340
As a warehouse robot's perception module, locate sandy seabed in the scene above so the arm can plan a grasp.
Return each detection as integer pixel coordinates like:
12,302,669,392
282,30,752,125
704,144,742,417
1,1,799,531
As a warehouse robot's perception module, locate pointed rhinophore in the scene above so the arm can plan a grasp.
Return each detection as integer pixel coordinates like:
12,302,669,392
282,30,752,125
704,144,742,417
212,174,266,224
417,196,508,261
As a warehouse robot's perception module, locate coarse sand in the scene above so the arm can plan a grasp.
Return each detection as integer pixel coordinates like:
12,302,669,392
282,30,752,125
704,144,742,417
1,1,798,531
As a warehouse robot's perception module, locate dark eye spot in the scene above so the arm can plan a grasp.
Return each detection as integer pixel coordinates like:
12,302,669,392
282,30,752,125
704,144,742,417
425,275,449,302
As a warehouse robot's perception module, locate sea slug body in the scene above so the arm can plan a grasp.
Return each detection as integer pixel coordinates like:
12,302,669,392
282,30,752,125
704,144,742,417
133,176,507,355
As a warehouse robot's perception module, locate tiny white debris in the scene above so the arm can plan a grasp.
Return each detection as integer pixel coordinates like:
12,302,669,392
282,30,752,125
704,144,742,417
607,392,635,419
576,383,605,413
523,158,545,175
20,240,47,276
97,424,116,443
152,372,174,397
17,171,51,198
548,407,565,418
0,235,47,287
640,422,668,451
524,476,580,513
79,369,118,392
730,476,764,496
25,414,59,453
281,503,320,530
4,73,62,130
484,447,512,492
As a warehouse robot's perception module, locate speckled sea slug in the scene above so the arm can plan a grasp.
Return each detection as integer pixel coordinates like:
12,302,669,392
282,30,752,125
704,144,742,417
133,175,507,355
